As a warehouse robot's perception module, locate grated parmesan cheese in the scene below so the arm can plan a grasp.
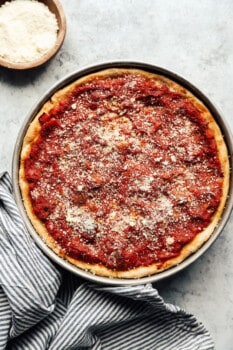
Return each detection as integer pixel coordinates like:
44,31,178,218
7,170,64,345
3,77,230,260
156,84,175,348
66,206,96,232
0,0,58,63
166,236,174,245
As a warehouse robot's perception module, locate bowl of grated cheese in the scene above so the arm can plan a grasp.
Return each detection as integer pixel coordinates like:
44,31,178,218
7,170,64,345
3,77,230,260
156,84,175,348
0,0,66,69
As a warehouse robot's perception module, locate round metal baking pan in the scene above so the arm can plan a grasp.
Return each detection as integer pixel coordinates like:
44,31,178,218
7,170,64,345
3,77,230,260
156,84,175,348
12,61,233,286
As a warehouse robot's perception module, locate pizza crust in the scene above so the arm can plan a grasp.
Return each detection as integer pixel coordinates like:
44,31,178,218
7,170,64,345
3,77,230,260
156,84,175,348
19,68,230,279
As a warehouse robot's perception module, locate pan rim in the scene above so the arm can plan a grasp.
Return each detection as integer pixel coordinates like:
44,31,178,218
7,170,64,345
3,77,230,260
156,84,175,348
12,60,233,286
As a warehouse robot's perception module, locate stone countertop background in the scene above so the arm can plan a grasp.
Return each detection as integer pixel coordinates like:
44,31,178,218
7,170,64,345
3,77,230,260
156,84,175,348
0,1,232,348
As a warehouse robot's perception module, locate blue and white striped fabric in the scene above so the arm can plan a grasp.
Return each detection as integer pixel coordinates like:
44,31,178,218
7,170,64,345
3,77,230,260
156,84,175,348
0,172,214,350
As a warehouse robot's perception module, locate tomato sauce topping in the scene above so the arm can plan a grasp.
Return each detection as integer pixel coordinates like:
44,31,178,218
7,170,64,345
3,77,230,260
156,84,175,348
24,73,224,271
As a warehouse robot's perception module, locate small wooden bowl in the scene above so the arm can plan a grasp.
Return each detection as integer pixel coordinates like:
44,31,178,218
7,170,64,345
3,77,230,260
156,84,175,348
0,0,66,70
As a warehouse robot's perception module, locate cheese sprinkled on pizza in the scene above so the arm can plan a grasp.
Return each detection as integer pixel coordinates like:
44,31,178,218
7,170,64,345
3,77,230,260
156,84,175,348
19,68,229,278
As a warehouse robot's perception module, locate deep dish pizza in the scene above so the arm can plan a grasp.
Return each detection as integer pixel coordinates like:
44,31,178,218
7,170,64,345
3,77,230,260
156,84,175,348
19,68,229,278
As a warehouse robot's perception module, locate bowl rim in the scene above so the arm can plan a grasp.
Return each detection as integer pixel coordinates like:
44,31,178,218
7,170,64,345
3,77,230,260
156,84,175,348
12,61,233,285
0,0,66,70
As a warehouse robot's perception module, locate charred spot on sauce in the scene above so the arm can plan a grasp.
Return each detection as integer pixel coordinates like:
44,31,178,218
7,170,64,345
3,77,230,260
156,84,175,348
32,197,55,221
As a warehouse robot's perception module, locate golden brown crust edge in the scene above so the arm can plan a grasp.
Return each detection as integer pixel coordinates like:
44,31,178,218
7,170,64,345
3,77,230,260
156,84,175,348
19,68,230,279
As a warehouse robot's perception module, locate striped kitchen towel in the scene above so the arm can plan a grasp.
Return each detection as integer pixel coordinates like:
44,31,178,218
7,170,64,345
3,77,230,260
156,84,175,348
0,172,214,350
